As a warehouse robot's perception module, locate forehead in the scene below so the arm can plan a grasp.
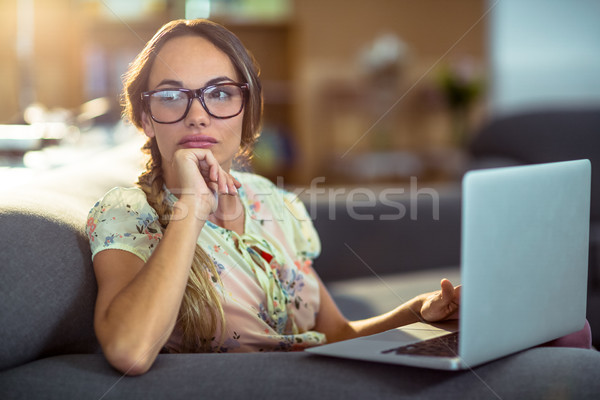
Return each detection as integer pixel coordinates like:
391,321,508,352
148,35,238,88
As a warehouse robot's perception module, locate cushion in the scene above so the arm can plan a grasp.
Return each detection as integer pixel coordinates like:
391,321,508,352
311,190,462,282
468,108,600,219
0,190,100,371
1,349,600,399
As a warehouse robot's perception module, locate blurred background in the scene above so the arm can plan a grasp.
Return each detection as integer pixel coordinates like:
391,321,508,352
1,0,600,187
2,0,600,347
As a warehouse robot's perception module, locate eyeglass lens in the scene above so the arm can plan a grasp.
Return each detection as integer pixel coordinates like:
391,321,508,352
148,84,244,123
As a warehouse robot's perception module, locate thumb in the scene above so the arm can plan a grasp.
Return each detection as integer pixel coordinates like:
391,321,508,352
440,279,455,303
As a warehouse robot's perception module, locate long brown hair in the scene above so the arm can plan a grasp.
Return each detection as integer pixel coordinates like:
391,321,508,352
122,19,263,352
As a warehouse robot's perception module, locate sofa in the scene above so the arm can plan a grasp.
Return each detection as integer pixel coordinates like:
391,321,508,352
2,131,600,399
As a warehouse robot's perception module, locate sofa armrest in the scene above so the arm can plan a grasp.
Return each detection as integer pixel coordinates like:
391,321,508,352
0,191,100,372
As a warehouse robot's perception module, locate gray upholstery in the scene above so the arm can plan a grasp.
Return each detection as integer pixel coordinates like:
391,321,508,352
469,107,600,219
1,134,600,398
0,191,100,371
311,189,462,282
2,350,600,400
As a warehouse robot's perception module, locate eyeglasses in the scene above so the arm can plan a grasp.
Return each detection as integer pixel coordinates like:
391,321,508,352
142,82,249,124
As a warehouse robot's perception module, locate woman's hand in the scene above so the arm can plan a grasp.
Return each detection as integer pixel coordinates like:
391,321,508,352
170,148,241,218
420,279,461,322
315,276,461,343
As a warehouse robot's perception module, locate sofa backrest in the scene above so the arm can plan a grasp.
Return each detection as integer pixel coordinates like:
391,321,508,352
0,189,100,371
469,108,600,220
309,188,462,282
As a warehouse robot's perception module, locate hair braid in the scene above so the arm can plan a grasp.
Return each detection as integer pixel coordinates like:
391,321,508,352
137,137,226,353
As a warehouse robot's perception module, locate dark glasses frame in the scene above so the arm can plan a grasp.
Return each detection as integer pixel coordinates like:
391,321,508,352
141,82,249,124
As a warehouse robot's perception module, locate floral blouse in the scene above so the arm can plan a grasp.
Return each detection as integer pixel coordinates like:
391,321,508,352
86,171,327,352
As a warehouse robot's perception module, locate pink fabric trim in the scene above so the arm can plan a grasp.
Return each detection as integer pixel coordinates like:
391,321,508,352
542,320,592,349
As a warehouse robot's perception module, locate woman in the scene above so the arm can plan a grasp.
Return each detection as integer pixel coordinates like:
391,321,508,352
86,19,460,376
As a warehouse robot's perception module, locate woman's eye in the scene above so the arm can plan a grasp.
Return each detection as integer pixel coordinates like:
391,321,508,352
156,91,183,102
207,88,232,100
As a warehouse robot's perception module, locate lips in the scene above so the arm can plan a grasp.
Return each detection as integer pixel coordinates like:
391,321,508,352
178,134,218,149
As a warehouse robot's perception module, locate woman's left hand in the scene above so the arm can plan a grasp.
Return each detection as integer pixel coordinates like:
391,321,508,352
420,279,461,322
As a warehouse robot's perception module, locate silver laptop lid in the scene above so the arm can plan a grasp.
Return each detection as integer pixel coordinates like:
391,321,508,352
459,159,591,367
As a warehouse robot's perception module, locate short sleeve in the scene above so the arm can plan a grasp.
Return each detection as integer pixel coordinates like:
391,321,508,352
280,188,321,260
86,187,163,262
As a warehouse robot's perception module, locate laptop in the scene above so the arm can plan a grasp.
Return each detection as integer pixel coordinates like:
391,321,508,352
306,159,591,370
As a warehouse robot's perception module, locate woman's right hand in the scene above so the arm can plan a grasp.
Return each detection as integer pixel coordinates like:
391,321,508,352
93,148,241,375
170,148,241,219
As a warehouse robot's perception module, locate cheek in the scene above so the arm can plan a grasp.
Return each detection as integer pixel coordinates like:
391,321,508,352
152,127,179,160
141,112,155,138
222,117,244,142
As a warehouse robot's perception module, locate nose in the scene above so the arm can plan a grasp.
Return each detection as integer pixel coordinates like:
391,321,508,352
184,96,211,128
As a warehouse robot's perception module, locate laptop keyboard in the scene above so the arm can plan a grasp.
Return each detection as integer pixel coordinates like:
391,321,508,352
381,332,459,357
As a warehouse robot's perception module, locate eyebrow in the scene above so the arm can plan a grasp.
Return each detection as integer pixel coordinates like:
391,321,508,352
154,76,235,89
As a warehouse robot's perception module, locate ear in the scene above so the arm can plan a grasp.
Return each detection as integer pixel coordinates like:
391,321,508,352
141,111,155,138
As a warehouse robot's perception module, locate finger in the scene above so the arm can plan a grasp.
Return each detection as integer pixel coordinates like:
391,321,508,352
446,309,460,320
219,169,229,195
206,183,219,211
194,149,218,181
226,179,235,195
193,152,215,181
440,279,455,303
197,163,212,182
227,175,238,195
232,175,242,189
454,285,461,302
203,152,219,182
